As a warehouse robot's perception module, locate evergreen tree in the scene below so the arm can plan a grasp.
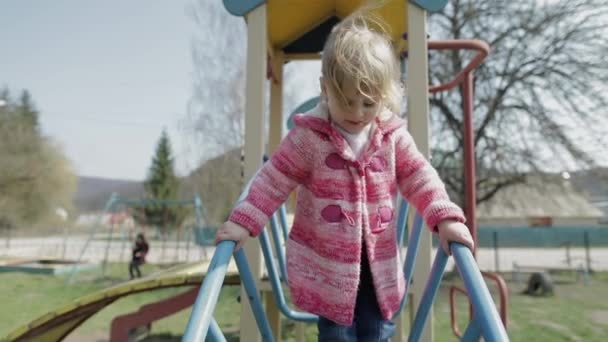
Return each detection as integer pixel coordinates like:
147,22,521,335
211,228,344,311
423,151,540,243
145,130,178,199
16,90,39,133
143,130,181,227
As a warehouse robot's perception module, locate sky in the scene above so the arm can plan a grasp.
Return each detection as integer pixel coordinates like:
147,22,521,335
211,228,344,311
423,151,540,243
1,0,322,181
4,1,605,183
1,1,201,180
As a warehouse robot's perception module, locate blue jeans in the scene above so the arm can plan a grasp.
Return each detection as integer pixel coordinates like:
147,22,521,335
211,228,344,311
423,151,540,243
317,250,396,341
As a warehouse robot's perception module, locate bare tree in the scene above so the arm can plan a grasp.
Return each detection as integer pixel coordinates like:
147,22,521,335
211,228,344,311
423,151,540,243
179,0,247,225
428,0,608,206
184,0,246,157
180,1,310,224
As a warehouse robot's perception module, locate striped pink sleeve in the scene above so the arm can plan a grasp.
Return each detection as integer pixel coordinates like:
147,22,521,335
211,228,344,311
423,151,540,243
394,127,465,231
228,126,313,236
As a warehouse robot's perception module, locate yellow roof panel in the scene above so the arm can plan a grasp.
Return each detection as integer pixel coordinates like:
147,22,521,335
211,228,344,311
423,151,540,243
267,0,408,53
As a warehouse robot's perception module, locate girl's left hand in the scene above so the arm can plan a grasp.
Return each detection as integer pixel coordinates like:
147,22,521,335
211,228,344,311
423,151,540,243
437,220,474,255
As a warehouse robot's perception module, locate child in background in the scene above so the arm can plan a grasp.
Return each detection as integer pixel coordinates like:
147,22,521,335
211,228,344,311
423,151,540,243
215,11,474,342
129,233,149,279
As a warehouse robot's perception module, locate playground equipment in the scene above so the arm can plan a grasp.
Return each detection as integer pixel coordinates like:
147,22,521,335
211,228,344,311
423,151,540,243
4,262,240,342
0,258,99,276
3,196,506,341
185,0,508,341
184,178,509,341
9,1,510,340
67,193,209,283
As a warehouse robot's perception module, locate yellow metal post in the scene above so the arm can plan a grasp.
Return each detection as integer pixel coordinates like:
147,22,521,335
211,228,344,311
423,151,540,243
266,50,284,341
406,3,434,342
241,5,267,342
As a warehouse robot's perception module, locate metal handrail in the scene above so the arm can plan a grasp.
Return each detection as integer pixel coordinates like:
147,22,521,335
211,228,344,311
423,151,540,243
183,241,235,341
184,168,509,341
408,243,509,342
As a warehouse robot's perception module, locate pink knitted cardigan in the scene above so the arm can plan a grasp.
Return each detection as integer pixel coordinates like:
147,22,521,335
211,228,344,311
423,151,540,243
229,106,465,325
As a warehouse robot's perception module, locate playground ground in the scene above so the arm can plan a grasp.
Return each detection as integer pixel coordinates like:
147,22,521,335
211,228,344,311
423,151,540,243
1,234,607,272
0,262,607,341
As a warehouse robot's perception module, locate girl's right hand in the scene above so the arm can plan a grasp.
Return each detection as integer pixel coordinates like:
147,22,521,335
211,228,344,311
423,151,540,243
215,221,250,251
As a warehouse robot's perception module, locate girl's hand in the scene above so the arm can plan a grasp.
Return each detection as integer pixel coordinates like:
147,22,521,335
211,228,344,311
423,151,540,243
437,220,474,255
215,221,250,251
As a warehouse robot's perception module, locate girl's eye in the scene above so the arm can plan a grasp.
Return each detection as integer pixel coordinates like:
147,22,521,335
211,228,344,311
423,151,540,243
364,102,375,108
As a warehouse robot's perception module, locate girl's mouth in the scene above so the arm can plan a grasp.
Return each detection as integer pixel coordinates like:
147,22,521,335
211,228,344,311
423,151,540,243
346,120,364,125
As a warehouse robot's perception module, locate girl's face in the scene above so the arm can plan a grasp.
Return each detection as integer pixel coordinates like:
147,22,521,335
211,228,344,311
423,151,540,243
321,79,382,134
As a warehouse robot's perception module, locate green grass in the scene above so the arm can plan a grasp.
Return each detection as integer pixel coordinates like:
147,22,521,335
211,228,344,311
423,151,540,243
1,264,608,341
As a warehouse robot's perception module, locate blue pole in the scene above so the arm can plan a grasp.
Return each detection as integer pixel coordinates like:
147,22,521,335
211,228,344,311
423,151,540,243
193,195,208,260
194,195,204,228
408,246,449,342
452,243,509,341
461,318,482,342
259,230,318,322
183,241,235,341
396,213,424,315
233,249,275,341
67,192,118,284
207,318,227,342
278,204,289,242
269,213,288,282
397,197,409,246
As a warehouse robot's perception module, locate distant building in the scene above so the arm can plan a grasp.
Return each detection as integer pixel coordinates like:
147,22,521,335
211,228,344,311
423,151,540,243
571,168,608,224
477,175,603,227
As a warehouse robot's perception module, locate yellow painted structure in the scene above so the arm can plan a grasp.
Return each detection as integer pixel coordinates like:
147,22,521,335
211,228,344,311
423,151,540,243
265,0,408,53
5,262,239,342
235,1,436,341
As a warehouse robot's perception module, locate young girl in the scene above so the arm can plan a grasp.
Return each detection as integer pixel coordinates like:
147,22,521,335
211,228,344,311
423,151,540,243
215,12,474,342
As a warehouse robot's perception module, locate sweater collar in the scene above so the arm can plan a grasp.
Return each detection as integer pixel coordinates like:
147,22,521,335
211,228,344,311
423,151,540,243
292,104,406,162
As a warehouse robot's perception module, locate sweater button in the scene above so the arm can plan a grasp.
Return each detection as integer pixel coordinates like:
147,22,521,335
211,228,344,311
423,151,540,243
325,153,347,169
368,156,387,172
321,205,342,223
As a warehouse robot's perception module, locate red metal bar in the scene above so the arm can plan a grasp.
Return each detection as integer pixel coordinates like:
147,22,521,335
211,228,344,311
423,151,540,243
481,271,509,328
462,72,477,257
415,38,510,339
110,287,200,342
428,42,486,245
449,271,509,339
428,39,490,93
420,39,489,256
449,285,469,338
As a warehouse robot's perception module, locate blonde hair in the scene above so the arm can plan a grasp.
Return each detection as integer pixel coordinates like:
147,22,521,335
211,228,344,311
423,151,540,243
322,10,402,114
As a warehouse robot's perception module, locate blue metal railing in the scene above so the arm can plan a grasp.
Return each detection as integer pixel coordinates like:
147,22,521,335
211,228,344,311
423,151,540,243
183,241,275,341
397,194,410,246
269,213,288,283
183,241,234,340
184,171,275,341
277,204,289,241
259,229,318,322
396,212,425,315
452,244,509,341
407,242,509,341
184,170,509,341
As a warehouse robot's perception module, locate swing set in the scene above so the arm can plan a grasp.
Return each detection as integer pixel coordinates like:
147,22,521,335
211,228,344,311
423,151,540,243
66,193,210,283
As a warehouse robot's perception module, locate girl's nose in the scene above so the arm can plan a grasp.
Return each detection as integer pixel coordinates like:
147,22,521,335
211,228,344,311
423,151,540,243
352,105,364,118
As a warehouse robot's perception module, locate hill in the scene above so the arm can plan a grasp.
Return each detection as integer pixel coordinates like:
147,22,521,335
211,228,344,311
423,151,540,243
73,176,144,212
